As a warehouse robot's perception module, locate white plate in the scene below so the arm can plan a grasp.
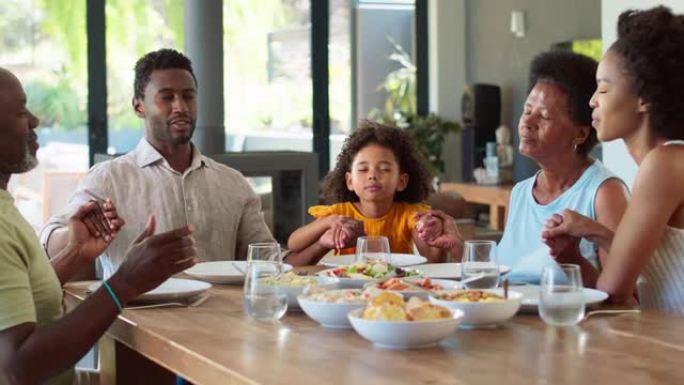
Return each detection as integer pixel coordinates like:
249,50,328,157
89,278,211,304
407,263,511,280
184,261,293,284
320,253,428,267
512,285,609,310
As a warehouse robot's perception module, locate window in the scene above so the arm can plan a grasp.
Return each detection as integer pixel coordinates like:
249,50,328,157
0,0,426,230
329,0,352,169
105,0,184,155
224,1,313,153
0,0,88,231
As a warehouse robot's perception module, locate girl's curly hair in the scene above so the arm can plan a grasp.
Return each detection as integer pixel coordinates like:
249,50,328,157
321,120,433,203
611,6,684,139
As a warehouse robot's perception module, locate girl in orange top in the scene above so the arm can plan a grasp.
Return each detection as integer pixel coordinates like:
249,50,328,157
285,121,463,266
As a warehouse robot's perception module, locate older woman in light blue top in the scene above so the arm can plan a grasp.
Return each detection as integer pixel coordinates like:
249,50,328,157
496,50,630,286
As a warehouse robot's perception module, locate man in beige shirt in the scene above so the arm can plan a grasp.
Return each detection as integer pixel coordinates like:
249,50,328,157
40,48,275,278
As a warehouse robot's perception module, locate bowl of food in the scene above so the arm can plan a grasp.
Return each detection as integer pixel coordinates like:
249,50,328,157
429,289,522,328
297,288,370,328
318,260,420,288
364,277,461,299
261,272,339,310
348,292,463,349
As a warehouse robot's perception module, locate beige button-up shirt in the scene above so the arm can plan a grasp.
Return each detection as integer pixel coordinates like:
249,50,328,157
40,139,275,278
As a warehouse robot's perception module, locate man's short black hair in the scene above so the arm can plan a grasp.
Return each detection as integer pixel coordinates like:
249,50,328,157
528,50,598,156
133,48,197,99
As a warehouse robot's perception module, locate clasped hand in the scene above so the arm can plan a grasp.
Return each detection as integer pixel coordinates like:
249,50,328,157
541,209,587,263
414,210,461,249
319,215,365,250
67,198,125,263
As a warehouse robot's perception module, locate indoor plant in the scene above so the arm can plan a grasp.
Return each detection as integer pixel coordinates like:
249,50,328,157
370,39,460,177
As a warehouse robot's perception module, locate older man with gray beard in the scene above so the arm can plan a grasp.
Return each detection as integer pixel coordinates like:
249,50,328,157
0,67,199,385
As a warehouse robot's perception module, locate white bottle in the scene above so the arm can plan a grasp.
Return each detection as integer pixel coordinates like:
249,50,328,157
483,142,499,183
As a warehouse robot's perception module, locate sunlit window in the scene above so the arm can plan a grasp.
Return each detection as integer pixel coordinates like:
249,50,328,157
105,0,184,154
0,0,88,231
224,0,312,153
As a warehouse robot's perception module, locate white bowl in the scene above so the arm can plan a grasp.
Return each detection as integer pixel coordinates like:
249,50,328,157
297,291,367,328
429,289,522,328
279,276,339,310
347,308,463,349
363,278,461,299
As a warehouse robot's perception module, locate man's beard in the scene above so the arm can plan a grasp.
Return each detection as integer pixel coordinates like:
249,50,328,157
164,122,195,145
0,143,38,174
170,130,193,145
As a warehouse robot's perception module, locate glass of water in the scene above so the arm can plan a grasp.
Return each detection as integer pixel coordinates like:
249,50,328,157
461,240,499,289
243,243,288,321
539,264,585,326
355,235,391,265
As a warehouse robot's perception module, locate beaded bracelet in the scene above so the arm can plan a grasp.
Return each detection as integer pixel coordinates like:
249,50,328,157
102,281,124,312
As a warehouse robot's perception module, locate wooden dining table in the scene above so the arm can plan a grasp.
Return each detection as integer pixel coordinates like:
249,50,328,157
63,276,684,385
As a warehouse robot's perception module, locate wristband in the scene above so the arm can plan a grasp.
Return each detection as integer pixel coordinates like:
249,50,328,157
102,281,124,312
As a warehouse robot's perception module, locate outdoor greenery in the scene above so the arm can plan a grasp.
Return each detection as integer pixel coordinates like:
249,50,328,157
0,0,184,132
1,0,334,137
572,39,603,61
370,39,459,176
24,72,83,129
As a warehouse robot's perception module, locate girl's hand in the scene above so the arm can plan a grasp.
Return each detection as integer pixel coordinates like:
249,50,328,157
320,216,364,250
415,212,443,243
415,210,461,249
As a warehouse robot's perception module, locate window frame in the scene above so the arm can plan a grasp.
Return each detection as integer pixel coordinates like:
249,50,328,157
86,0,428,175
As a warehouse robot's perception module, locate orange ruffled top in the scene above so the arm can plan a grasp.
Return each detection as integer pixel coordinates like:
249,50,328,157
308,201,431,255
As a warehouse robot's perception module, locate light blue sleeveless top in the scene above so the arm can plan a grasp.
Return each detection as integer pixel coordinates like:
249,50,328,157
497,159,622,283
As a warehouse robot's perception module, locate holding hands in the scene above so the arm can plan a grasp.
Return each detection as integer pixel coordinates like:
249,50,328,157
318,215,365,250
66,198,125,263
414,210,462,250
541,209,592,263
415,212,444,244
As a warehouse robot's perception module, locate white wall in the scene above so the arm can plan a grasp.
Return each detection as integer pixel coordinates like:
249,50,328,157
429,0,601,183
601,0,684,188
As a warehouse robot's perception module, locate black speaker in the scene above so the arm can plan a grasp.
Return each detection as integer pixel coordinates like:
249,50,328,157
461,84,501,181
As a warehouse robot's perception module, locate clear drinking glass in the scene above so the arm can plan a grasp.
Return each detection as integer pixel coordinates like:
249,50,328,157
539,264,585,326
461,240,499,289
354,236,391,265
243,243,288,321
